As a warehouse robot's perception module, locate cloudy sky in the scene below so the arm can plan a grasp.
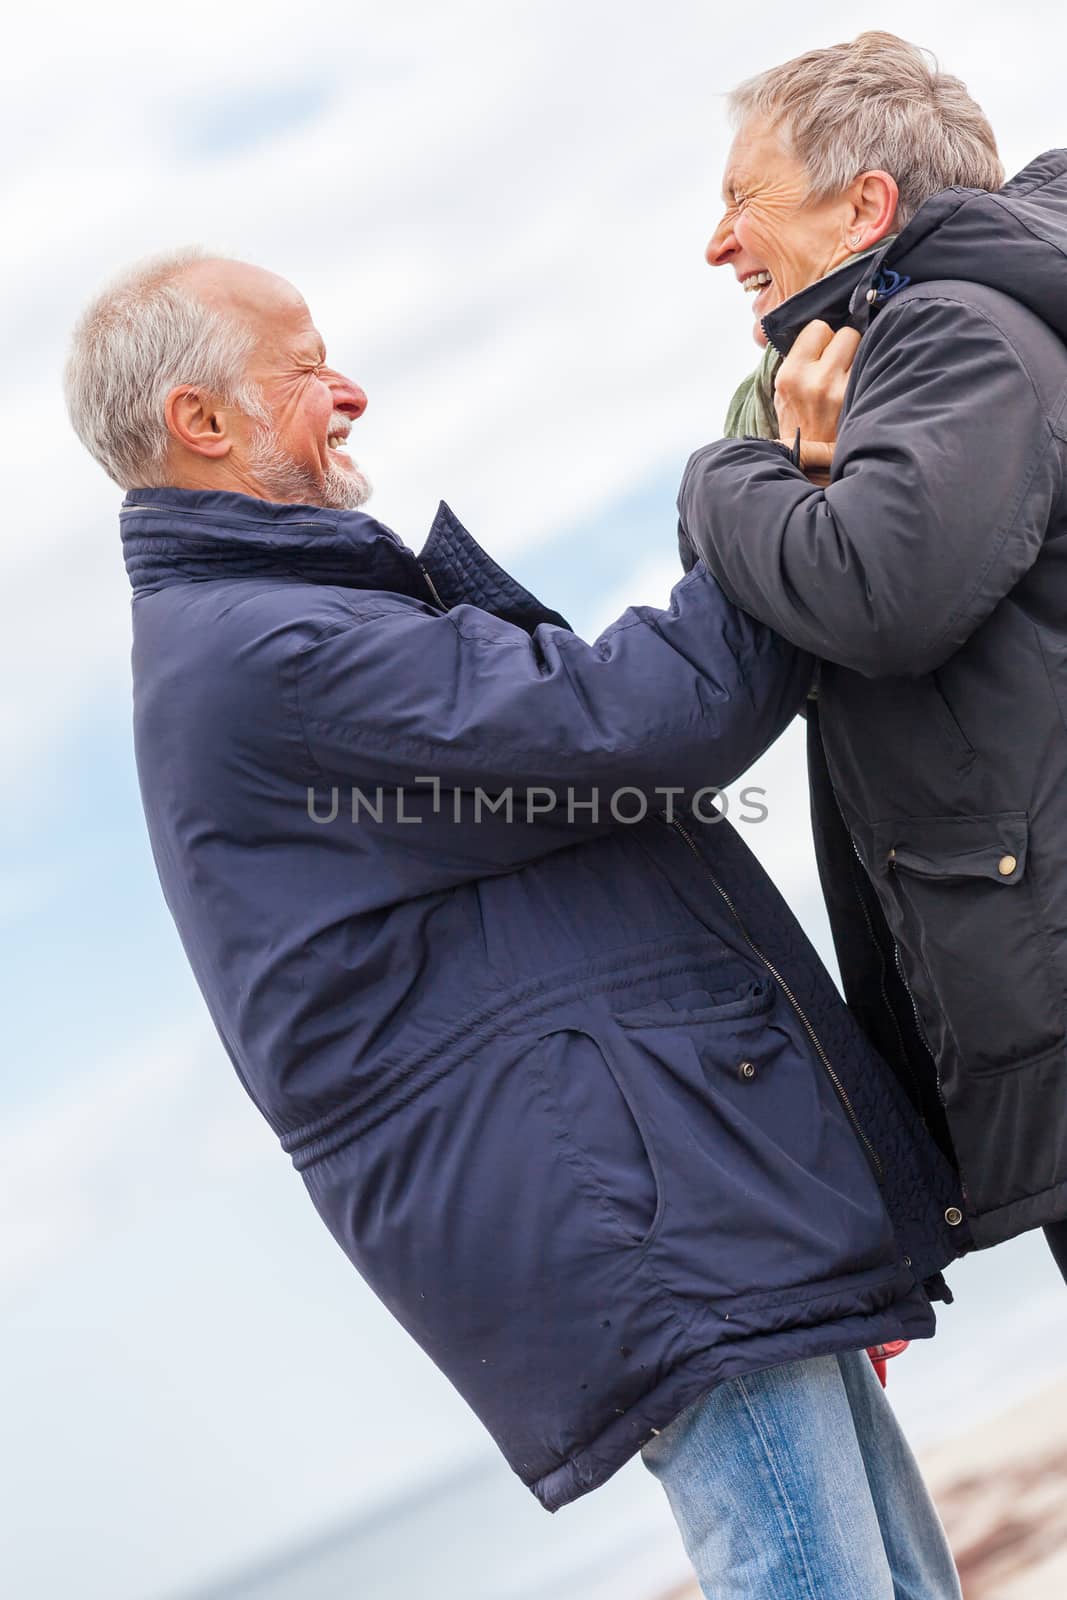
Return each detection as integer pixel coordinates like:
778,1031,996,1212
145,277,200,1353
4,3,1067,1596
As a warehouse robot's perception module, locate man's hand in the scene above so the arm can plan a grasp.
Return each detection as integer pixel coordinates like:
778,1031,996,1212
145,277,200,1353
775,320,862,479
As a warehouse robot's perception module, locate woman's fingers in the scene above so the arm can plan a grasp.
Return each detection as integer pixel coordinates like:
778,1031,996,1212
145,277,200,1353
788,319,836,361
820,326,862,372
774,320,863,450
788,321,861,369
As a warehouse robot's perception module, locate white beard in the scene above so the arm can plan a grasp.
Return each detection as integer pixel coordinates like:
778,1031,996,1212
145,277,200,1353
246,426,373,511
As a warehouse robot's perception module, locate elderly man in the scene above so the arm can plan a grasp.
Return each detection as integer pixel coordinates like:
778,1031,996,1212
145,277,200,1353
680,31,1067,1286
66,249,964,1598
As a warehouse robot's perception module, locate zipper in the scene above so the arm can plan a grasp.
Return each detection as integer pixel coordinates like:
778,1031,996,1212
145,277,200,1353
668,817,884,1180
887,872,945,1113
886,864,972,1213
892,936,936,1066
824,743,941,1116
418,562,447,610
847,833,928,1118
122,503,330,530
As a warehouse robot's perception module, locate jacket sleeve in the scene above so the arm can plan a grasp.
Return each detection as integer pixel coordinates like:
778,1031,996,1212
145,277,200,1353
293,563,812,803
679,294,1064,678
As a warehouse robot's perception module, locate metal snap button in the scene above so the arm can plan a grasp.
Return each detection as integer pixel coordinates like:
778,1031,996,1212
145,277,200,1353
866,288,878,304
998,854,1017,877
739,1060,757,1081
945,1206,964,1227
887,847,896,863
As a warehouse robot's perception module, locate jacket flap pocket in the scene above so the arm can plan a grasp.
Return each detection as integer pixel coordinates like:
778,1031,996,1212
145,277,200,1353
870,812,1029,884
616,976,775,1029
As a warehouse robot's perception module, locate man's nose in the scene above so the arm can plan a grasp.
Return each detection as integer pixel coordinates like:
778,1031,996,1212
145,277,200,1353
330,376,368,419
705,216,739,267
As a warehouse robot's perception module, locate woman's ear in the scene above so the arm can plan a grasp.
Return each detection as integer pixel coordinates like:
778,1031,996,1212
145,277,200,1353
846,170,900,252
164,387,233,461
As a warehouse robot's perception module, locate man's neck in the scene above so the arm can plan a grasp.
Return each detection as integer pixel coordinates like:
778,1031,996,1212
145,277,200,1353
164,459,274,502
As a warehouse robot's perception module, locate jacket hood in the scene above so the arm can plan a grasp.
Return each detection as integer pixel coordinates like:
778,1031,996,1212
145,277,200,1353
764,149,1067,354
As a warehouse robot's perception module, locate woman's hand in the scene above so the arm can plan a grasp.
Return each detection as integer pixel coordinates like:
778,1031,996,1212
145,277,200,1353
774,319,861,479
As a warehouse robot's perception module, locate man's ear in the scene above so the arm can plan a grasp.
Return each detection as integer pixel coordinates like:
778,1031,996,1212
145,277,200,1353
164,387,233,461
847,170,900,251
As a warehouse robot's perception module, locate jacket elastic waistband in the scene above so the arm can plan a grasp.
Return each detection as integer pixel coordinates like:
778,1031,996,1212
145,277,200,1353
281,932,727,1170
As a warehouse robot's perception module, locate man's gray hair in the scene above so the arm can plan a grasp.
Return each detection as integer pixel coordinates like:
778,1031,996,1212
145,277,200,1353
64,246,267,489
729,31,1004,227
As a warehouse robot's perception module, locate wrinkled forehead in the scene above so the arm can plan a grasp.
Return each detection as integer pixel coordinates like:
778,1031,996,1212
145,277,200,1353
180,258,322,361
720,117,796,202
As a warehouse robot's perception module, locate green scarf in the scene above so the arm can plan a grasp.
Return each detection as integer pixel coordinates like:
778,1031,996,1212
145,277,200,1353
724,341,782,441
723,242,896,441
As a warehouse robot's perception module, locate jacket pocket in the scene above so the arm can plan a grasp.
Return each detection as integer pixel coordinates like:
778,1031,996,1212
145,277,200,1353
534,1026,664,1247
611,974,776,1030
869,811,1064,1074
605,987,898,1301
928,673,976,770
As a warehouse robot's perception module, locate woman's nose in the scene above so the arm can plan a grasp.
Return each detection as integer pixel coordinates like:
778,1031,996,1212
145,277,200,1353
705,217,739,268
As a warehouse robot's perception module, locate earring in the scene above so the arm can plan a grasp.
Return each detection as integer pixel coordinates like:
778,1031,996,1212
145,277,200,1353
848,232,862,248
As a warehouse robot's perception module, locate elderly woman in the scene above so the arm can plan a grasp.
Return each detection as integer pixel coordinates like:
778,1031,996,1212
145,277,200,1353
669,23,1067,1585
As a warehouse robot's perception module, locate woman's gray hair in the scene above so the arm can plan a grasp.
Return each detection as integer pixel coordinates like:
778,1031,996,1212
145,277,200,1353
64,246,268,489
729,31,1004,227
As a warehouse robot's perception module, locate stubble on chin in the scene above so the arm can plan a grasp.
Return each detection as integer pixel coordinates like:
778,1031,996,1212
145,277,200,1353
322,459,373,510
247,426,372,510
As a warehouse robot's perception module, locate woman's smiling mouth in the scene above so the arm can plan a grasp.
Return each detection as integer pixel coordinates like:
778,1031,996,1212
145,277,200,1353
740,269,777,321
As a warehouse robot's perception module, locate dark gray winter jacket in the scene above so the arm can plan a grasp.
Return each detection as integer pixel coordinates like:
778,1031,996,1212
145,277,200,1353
681,150,1067,1248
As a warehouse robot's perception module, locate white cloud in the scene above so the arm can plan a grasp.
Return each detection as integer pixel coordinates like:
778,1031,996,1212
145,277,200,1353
0,1021,239,1288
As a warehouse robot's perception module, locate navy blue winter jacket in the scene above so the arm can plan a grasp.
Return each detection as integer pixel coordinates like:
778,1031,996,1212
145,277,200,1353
122,488,962,1509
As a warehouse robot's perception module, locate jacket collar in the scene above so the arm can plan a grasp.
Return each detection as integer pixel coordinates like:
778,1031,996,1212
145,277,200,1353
761,249,892,356
120,488,570,632
762,149,1067,356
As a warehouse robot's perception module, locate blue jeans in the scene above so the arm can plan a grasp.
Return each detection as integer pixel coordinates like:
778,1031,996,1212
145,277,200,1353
642,1350,961,1600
